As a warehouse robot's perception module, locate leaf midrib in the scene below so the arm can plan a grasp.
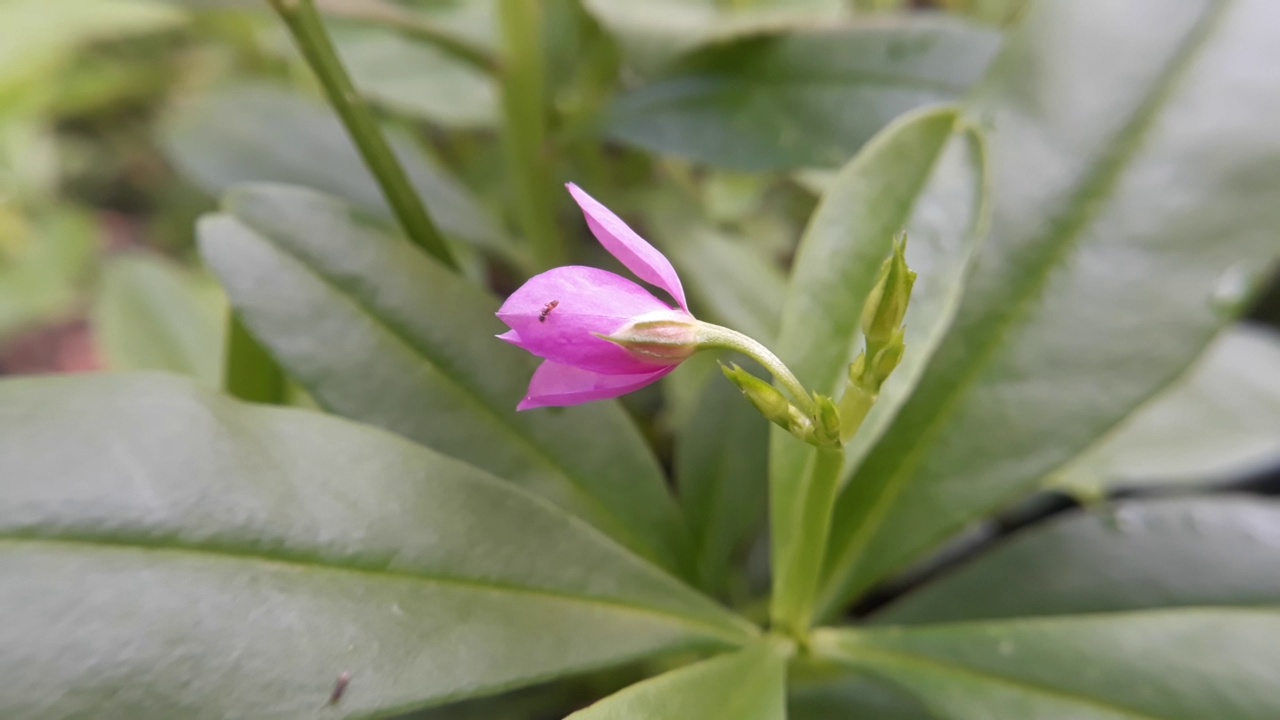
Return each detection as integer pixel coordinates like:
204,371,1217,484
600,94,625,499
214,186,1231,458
840,644,1165,720
0,534,751,645
817,0,1234,615
226,215,679,570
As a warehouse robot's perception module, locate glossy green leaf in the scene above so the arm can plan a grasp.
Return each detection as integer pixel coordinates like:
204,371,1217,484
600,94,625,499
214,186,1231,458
334,26,497,129
162,84,511,255
874,495,1280,625
606,19,1000,170
581,0,847,76
820,0,1280,618
199,184,691,574
769,107,986,610
789,668,935,720
814,609,1280,720
0,374,752,719
1052,325,1280,494
92,253,226,387
565,642,786,720
676,372,770,599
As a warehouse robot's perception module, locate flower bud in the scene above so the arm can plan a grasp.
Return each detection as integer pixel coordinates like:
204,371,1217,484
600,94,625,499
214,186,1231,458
860,233,916,352
720,363,813,438
599,312,701,365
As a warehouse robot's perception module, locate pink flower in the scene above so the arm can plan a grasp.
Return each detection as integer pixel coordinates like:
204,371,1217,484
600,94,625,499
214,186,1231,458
497,183,695,410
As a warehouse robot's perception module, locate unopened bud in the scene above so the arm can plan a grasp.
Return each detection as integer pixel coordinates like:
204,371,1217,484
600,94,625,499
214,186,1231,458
720,362,813,438
814,394,842,447
599,312,700,365
869,329,905,384
861,232,916,351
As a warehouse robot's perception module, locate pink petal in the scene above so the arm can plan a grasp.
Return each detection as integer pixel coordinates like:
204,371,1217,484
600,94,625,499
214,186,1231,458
517,360,675,410
567,183,689,311
497,265,683,375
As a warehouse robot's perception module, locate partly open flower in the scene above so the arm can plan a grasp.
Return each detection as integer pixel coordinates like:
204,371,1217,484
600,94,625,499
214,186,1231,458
497,184,696,410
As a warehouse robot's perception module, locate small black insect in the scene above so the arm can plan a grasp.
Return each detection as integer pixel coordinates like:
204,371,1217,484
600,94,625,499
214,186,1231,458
539,300,560,323
328,672,351,705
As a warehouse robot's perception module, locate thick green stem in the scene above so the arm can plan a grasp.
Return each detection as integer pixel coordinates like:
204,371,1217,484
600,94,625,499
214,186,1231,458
771,444,845,637
695,322,817,417
499,0,564,269
267,0,457,269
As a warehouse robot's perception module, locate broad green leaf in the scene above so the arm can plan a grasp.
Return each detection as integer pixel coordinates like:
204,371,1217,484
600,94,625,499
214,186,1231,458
820,0,1280,618
606,19,1000,170
581,0,848,76
199,184,691,574
1052,325,1280,494
874,495,1280,625
92,253,226,387
162,83,512,255
813,610,1280,720
0,208,96,342
0,0,183,94
0,374,752,719
565,642,786,720
676,372,770,599
770,107,986,609
789,669,935,720
333,26,498,129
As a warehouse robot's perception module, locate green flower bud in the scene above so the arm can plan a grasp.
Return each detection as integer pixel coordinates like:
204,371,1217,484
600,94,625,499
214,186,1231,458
869,328,906,385
860,233,916,352
720,362,813,438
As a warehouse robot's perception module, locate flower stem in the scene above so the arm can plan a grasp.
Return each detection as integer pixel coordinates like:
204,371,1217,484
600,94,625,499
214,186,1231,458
771,444,845,637
267,0,457,270
498,0,564,270
694,322,818,417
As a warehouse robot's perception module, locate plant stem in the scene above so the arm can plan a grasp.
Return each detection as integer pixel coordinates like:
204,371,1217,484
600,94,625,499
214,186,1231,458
771,444,845,637
695,322,818,418
316,0,497,71
498,0,564,269
223,312,287,404
267,0,457,270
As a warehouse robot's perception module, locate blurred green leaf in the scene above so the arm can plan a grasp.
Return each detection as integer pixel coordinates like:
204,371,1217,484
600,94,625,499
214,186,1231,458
1052,325,1280,494
0,373,750,718
199,184,692,575
333,26,498,128
162,84,514,257
814,610,1280,720
789,668,936,720
768,107,985,608
581,0,847,75
565,642,786,720
0,209,96,342
820,0,1280,618
676,371,769,600
873,496,1280,625
92,253,226,387
0,0,184,96
606,19,1000,170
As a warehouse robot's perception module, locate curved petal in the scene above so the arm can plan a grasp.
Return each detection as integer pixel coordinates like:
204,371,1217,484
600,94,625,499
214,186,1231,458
567,183,689,311
518,361,675,410
497,266,677,375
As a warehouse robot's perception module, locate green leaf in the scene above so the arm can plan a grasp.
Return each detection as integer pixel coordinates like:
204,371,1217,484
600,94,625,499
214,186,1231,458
819,0,1280,618
1052,325,1280,494
91,253,227,387
199,184,691,575
813,609,1280,720
580,0,848,76
606,19,1000,170
874,495,1280,625
0,373,752,718
564,642,786,720
221,310,288,405
769,107,986,610
676,371,770,599
161,83,512,255
334,26,498,129
789,669,935,720
0,209,96,342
